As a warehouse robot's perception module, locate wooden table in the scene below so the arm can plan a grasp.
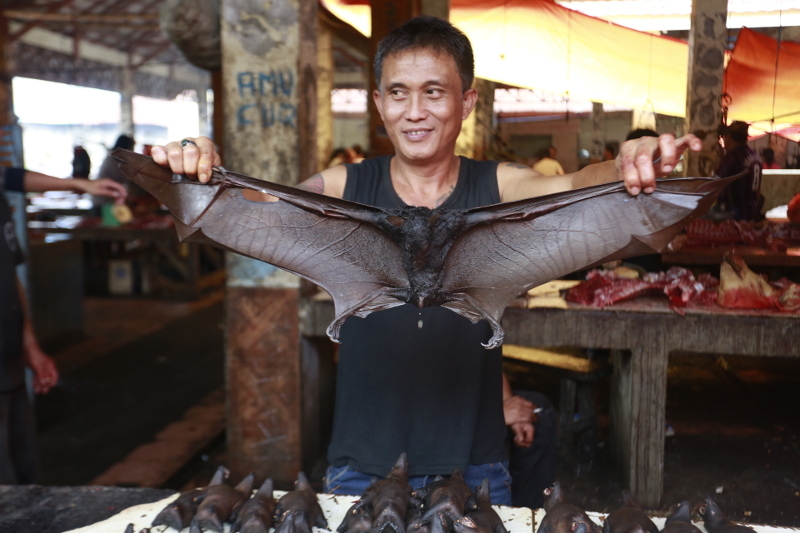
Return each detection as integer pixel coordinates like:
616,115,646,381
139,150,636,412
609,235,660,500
662,245,800,268
502,300,800,507
300,297,800,508
29,217,223,298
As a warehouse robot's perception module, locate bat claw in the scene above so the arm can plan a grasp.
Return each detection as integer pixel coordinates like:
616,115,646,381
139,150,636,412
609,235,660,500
482,329,504,350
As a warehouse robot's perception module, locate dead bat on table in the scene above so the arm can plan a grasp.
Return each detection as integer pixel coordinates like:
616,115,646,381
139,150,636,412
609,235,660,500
152,465,229,530
694,498,756,533
413,469,476,527
337,453,412,533
453,479,508,533
662,500,702,533
273,471,328,533
602,490,658,533
536,482,600,533
192,472,255,532
232,477,277,533
114,149,737,349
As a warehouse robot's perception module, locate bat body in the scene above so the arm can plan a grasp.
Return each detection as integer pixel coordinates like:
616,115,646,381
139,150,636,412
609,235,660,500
696,498,756,533
114,150,737,349
336,453,412,533
192,473,254,532
537,482,600,533
602,491,658,533
662,501,702,533
414,470,476,526
455,479,508,533
273,472,328,533
152,465,228,529
232,478,276,533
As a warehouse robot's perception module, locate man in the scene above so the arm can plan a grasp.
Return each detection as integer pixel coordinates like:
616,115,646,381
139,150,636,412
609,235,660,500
531,146,564,175
1,167,126,483
153,16,700,504
717,121,763,221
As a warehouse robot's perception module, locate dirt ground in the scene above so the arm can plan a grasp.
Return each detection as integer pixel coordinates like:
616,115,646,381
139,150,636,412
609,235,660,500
21,295,800,530
505,354,800,526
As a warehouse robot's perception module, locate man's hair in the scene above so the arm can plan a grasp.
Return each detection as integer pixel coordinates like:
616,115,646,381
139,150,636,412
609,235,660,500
626,128,658,141
374,15,475,92
718,121,749,144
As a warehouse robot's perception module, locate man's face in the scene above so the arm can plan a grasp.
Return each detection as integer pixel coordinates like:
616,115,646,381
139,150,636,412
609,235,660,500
373,47,477,165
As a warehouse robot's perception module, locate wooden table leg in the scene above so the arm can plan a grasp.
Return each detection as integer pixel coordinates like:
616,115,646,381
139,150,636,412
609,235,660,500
609,336,668,508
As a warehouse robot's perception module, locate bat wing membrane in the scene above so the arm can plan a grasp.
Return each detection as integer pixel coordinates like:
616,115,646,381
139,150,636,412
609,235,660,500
114,150,409,340
440,176,737,334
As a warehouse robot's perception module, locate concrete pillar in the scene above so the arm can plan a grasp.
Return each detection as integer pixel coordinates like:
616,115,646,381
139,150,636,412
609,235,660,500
120,65,135,138
632,106,656,133
368,0,421,157
684,0,727,177
198,85,210,138
317,22,334,172
0,17,27,290
590,102,605,163
456,78,494,160
220,0,317,485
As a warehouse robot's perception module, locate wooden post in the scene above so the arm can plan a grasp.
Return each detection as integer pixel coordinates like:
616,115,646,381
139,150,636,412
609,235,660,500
317,21,334,172
120,65,134,137
220,0,317,485
610,338,669,507
368,0,421,157
684,0,728,177
590,102,605,162
456,78,494,160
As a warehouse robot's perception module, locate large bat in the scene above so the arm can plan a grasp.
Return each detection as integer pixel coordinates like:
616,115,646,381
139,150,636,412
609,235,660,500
113,149,735,349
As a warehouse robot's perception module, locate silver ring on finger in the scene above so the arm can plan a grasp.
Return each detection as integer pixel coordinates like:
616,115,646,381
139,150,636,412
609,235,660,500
180,139,198,148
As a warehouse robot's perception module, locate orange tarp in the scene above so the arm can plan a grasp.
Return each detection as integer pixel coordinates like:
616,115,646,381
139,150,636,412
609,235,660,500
322,0,689,117
724,27,800,138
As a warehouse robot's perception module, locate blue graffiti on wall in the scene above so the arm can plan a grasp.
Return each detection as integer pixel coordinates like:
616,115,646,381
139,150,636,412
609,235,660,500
236,70,297,128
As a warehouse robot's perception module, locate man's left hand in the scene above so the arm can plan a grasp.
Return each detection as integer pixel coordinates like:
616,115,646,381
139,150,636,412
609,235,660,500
504,394,537,448
617,133,703,195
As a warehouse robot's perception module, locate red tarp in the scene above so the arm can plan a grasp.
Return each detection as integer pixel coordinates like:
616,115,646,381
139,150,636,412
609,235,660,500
725,27,800,140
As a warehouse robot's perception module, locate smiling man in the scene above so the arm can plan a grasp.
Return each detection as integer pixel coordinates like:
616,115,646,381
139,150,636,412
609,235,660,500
153,15,700,505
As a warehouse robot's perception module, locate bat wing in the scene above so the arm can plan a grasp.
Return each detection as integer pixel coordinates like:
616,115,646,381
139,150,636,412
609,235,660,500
112,149,409,341
440,174,739,348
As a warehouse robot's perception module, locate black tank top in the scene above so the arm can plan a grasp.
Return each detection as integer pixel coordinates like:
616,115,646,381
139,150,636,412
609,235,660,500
326,155,508,477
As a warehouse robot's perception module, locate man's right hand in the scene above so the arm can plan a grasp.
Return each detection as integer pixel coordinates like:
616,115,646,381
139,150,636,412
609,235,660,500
151,136,220,183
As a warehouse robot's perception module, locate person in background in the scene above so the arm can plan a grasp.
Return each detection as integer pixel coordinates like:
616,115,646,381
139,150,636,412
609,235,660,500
626,128,659,141
1,167,126,484
350,144,366,164
717,121,763,221
761,148,780,170
327,147,353,168
532,146,564,175
71,146,91,179
97,135,135,186
152,15,700,504
603,140,620,161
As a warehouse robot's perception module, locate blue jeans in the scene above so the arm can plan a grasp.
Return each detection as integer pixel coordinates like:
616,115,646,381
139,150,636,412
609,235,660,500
324,461,512,505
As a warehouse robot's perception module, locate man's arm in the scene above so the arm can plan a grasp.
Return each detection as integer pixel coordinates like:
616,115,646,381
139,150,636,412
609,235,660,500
18,281,58,395
498,133,703,203
503,372,536,448
23,169,127,202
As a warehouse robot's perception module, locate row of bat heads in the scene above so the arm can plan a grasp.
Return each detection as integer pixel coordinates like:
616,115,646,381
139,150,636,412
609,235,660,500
540,482,755,533
127,452,505,533
123,453,754,533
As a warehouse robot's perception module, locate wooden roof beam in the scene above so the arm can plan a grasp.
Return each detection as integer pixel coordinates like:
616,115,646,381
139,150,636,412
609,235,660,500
4,11,160,23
